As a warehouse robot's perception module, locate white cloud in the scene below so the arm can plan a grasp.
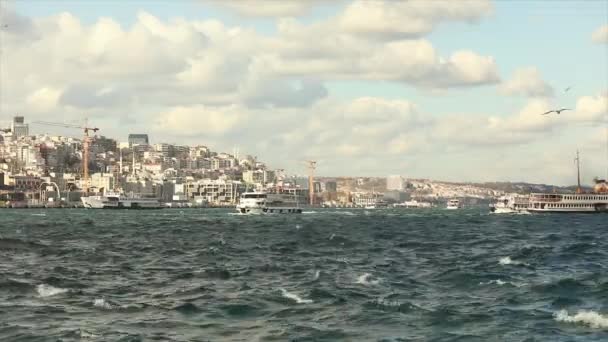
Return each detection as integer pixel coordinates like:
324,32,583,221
212,0,325,17
500,67,554,97
26,87,62,113
338,0,493,39
154,105,246,136
574,91,608,123
592,24,608,44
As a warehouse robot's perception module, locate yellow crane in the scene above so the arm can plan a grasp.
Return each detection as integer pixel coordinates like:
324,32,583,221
32,121,99,191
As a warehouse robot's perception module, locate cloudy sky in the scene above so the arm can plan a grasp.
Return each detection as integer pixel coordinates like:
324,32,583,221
0,0,607,184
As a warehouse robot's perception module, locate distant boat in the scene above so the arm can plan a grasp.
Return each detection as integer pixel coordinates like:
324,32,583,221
446,199,462,210
236,191,302,214
394,199,433,208
81,191,163,209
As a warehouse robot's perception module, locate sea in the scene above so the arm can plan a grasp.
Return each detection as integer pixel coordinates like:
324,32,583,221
0,207,607,341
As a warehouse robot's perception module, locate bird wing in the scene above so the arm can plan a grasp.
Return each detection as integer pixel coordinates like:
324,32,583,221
541,110,554,115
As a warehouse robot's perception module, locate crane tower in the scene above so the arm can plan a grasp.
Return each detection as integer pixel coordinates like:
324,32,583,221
32,120,99,191
306,160,317,206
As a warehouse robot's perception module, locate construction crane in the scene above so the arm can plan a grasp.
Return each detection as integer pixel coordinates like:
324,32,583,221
306,160,317,206
32,120,99,191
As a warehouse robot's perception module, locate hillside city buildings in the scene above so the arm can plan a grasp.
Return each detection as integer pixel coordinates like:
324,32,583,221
1,116,506,208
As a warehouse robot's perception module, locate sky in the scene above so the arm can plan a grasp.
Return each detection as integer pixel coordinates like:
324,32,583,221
0,0,607,185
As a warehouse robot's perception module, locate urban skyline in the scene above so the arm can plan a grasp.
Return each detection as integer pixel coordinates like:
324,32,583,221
0,1,607,185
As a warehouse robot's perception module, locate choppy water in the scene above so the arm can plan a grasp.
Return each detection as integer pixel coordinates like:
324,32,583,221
1,208,607,341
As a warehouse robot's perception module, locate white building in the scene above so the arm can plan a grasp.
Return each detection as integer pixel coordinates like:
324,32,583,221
387,175,406,191
90,173,115,192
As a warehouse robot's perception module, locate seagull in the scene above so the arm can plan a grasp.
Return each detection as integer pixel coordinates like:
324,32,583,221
542,108,571,115
564,86,571,93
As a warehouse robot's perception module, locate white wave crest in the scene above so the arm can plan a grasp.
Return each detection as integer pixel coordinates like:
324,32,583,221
280,288,313,304
93,298,113,310
499,256,525,265
356,273,380,286
329,233,336,240
554,309,608,329
479,279,526,287
36,284,68,297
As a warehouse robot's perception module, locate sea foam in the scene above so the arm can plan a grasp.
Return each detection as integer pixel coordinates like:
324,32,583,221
356,273,380,286
93,298,113,310
499,256,524,265
554,309,608,329
36,284,68,297
280,288,313,304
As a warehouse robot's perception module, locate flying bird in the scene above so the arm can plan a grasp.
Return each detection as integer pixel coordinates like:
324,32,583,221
541,108,571,115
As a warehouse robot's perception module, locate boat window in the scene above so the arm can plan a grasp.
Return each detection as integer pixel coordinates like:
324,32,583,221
242,194,267,199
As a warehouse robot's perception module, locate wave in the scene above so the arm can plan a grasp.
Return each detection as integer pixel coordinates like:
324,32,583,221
280,288,313,304
554,309,608,329
499,256,527,266
356,273,380,286
37,284,68,297
0,278,34,293
479,279,525,287
93,298,113,310
0,238,46,251
173,302,203,314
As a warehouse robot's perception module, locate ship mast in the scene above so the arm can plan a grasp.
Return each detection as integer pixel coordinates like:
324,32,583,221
575,150,582,193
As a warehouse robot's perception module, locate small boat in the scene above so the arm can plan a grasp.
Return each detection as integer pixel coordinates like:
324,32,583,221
489,195,529,214
446,199,462,210
81,191,163,209
236,191,302,214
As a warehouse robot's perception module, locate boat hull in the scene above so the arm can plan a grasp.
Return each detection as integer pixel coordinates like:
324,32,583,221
81,197,163,209
236,205,303,214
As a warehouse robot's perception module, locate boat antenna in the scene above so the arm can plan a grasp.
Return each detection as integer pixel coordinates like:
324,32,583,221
575,149,582,193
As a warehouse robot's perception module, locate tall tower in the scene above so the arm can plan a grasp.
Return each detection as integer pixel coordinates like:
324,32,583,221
307,160,317,206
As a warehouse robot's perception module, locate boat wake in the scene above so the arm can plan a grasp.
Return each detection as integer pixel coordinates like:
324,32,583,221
36,284,68,297
554,309,608,329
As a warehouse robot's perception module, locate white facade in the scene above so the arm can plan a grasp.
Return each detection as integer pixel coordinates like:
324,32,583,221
90,173,115,191
387,175,406,191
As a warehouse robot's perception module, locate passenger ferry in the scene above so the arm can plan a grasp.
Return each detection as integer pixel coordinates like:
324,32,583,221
526,151,608,213
236,191,303,214
490,195,530,214
446,199,462,210
527,180,608,213
81,191,163,209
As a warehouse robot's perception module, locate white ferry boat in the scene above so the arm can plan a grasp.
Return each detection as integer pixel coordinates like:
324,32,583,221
527,190,608,213
446,199,462,210
490,195,530,214
394,200,433,208
81,192,163,209
526,152,608,213
236,191,303,214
